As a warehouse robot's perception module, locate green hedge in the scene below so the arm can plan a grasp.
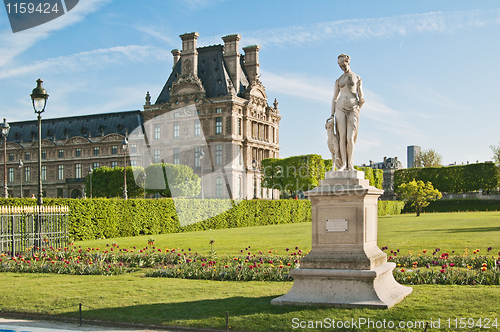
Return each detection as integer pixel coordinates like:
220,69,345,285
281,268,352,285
394,163,499,193
0,198,403,241
402,199,500,213
378,200,405,216
0,198,311,241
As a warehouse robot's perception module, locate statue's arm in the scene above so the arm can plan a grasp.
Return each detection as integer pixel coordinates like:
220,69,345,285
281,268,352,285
357,76,365,108
331,79,340,116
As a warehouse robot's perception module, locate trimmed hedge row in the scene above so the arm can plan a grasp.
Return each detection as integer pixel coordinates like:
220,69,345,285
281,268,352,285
0,198,403,241
0,198,311,241
402,199,500,213
378,200,405,216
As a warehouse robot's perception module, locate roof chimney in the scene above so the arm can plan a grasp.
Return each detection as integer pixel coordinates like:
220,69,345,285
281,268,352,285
171,49,181,69
179,32,199,77
222,34,241,89
243,45,260,82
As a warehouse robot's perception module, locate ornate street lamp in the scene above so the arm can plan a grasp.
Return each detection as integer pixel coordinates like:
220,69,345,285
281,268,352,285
1,118,10,198
142,172,147,199
198,149,204,199
30,79,48,206
18,159,23,198
122,137,128,200
88,167,93,198
252,158,257,199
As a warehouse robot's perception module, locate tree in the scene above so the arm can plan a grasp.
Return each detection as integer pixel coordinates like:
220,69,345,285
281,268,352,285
144,163,200,198
414,149,443,167
260,154,325,198
490,142,500,165
397,180,442,216
87,166,144,198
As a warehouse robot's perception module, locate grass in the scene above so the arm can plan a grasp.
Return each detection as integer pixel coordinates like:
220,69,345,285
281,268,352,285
1,272,500,331
2,211,500,331
74,211,500,256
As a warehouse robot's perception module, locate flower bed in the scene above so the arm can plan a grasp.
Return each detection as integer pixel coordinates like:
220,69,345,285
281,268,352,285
2,243,499,285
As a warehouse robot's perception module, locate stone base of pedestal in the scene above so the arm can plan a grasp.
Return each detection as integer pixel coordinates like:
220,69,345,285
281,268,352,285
271,262,412,308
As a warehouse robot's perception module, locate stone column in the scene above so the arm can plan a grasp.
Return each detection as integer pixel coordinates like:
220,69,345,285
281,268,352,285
272,170,412,308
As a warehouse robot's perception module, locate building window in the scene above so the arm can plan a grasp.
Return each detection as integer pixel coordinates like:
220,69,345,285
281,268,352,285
216,108,221,114
130,160,137,167
25,152,30,161
174,112,179,118
215,117,222,135
154,150,160,163
238,145,243,165
24,167,31,182
8,153,14,162
41,166,47,181
111,161,118,168
194,120,201,137
41,151,47,159
194,147,201,167
215,144,222,165
154,124,161,140
130,144,137,153
58,165,64,180
57,188,64,198
94,147,100,156
111,146,118,155
75,148,81,157
75,164,82,178
58,149,64,158
174,122,179,138
8,168,14,183
93,162,99,169
215,177,223,197
173,148,180,165
238,118,242,135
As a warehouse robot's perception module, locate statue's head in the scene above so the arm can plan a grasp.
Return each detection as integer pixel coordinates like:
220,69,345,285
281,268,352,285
337,54,350,72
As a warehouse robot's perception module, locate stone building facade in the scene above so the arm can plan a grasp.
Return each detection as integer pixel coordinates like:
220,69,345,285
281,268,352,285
369,157,403,199
1,32,280,200
1,111,141,198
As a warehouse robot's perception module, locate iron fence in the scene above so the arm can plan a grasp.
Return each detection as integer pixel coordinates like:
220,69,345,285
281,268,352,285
0,205,69,255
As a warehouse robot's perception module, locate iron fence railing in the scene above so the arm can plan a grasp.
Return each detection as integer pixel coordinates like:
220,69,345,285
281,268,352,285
0,205,69,255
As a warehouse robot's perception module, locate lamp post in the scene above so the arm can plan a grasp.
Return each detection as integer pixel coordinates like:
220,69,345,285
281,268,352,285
88,167,93,198
30,79,48,206
142,172,146,199
1,119,10,199
18,159,23,198
199,149,204,199
252,158,257,199
122,137,128,200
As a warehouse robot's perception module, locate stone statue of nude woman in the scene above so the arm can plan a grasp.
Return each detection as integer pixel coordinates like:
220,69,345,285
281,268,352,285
327,54,365,171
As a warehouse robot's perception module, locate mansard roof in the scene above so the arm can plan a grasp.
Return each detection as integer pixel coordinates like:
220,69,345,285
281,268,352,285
155,44,249,104
7,110,143,143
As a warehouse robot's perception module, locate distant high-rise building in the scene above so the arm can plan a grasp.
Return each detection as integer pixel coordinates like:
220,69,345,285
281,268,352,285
407,145,421,168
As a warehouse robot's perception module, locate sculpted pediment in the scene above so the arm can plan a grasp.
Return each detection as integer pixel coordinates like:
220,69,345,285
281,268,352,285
170,75,205,98
64,136,91,145
30,139,56,148
99,134,124,143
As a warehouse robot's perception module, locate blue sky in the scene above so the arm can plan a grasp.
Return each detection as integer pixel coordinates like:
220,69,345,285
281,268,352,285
1,0,499,167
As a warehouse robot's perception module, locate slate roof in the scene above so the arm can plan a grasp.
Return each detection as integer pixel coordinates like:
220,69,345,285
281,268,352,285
156,44,249,104
7,110,144,143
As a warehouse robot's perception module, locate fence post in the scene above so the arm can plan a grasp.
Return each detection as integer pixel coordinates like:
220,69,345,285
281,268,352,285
79,303,82,326
11,215,15,257
226,311,229,332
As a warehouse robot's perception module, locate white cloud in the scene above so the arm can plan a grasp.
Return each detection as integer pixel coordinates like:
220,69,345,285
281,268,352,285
0,45,170,79
0,0,110,68
238,9,500,48
134,25,177,47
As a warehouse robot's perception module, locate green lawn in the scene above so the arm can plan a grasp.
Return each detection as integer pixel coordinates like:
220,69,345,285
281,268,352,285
74,211,500,256
1,211,500,331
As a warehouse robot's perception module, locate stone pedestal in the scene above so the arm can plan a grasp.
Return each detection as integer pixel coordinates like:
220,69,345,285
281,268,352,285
272,170,412,308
